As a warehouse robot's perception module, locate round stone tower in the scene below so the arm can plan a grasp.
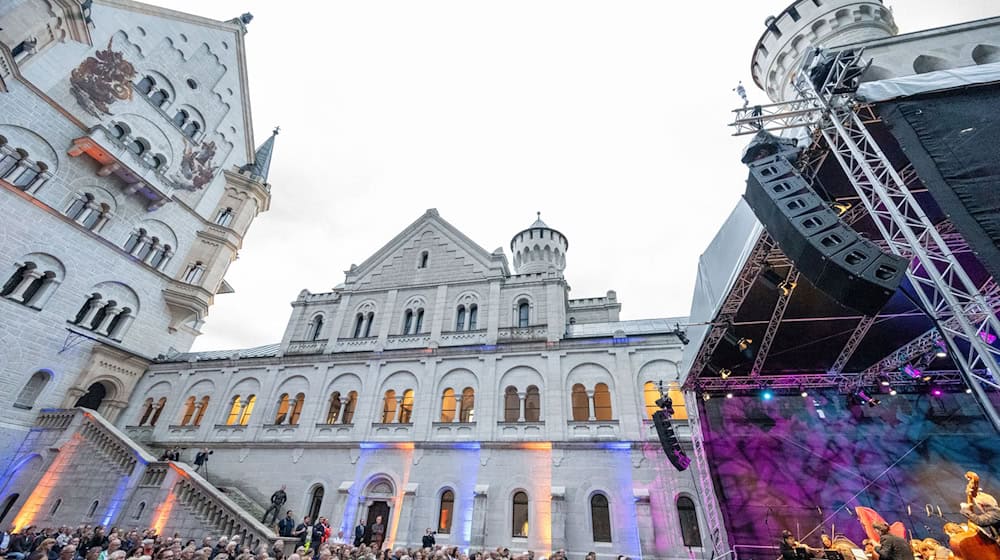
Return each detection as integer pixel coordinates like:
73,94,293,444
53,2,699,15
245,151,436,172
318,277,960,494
510,213,568,274
751,0,897,103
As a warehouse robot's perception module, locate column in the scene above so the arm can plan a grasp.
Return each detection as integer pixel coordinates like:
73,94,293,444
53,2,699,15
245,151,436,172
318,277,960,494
158,250,174,271
79,300,107,327
587,389,596,422
5,268,42,302
77,201,100,225
109,313,134,340
130,235,151,257
96,307,122,336
30,277,60,308
453,393,462,423
142,242,161,265
336,399,347,424
93,211,111,231
518,392,526,422
287,396,299,425
396,396,405,423
2,158,30,181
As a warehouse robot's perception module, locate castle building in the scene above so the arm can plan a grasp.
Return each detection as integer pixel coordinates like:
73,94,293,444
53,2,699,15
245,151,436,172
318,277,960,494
0,0,273,471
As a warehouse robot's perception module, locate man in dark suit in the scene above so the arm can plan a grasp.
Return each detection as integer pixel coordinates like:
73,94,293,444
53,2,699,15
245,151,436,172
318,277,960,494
352,522,365,547
871,522,914,560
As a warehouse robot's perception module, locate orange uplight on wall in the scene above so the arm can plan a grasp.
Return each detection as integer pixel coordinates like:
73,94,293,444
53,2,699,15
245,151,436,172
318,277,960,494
385,445,414,549
527,444,553,553
13,434,82,531
151,490,176,535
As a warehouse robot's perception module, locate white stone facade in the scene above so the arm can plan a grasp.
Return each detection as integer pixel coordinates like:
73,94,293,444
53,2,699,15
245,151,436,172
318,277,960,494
108,210,704,558
0,0,270,472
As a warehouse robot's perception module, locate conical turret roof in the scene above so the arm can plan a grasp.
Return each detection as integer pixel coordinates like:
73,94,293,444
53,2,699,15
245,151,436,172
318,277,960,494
239,126,278,182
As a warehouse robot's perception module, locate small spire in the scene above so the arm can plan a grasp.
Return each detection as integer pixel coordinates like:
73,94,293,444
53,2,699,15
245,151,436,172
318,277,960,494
239,125,279,182
531,211,548,229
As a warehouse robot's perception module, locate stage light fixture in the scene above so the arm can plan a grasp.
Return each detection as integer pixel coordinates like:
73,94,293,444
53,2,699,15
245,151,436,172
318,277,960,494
856,389,881,407
673,323,690,345
719,368,732,380
902,364,922,379
922,375,933,383
725,392,734,399
979,331,997,344
761,389,773,401
931,388,943,397
966,388,973,394
934,340,948,358
831,201,852,215
880,379,890,387
702,392,712,401
889,389,898,396
778,280,797,297
799,387,808,398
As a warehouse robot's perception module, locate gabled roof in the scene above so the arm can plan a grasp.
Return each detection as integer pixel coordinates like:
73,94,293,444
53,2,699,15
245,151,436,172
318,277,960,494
344,209,509,287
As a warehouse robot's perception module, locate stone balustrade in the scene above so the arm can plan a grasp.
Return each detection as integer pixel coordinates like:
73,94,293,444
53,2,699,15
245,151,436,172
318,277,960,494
285,339,327,355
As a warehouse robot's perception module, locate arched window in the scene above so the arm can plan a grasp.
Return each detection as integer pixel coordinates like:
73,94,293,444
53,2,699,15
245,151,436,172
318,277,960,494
14,370,50,409
87,500,100,518
440,388,456,422
50,498,62,516
363,312,375,337
308,486,324,521
151,155,165,170
226,396,242,425
183,121,200,139
179,396,196,426
309,315,325,341
571,383,589,421
111,124,127,139
172,110,188,127
273,393,290,424
193,396,209,426
124,229,145,254
0,494,21,526
343,391,358,424
460,387,475,422
65,193,94,221
1,263,30,297
289,392,305,425
183,261,205,284
133,502,146,520
455,306,466,331
403,310,413,335
594,383,612,421
381,390,397,423
525,385,540,422
667,382,688,420
150,89,169,107
353,313,364,338
149,245,171,270
518,301,530,328
468,304,478,330
127,138,146,156
438,489,455,534
239,395,256,425
591,494,612,542
512,491,529,538
81,202,110,231
136,76,155,94
415,309,424,333
326,392,342,424
643,381,660,419
150,397,166,426
677,496,702,547
504,386,520,422
138,398,154,425
215,207,234,227
12,162,44,189
418,251,429,269
399,389,414,423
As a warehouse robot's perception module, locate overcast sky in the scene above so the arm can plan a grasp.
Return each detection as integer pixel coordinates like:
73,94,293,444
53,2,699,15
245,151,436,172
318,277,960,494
154,0,998,352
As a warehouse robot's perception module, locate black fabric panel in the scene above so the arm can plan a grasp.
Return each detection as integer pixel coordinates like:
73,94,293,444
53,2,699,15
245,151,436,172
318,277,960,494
877,83,1000,280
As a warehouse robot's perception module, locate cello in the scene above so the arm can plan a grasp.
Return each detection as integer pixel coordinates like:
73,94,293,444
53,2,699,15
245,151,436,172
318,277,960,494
947,471,1000,560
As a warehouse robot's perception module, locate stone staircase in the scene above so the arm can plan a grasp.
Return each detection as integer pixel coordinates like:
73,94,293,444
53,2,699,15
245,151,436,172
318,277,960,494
216,485,268,524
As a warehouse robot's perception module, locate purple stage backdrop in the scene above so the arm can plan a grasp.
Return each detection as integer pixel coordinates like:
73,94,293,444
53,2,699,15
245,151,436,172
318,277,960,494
700,390,1000,558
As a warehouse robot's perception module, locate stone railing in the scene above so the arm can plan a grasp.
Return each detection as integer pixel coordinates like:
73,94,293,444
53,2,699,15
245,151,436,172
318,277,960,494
384,334,432,349
566,419,620,440
497,325,547,341
431,421,477,441
337,337,377,351
496,421,546,440
286,339,328,355
78,409,158,476
35,409,77,430
439,329,488,345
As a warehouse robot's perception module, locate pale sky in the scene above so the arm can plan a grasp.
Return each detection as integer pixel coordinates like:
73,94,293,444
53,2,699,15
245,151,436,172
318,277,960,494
156,0,998,352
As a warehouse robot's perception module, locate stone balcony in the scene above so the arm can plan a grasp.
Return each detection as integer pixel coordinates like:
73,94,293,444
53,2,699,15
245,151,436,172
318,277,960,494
260,423,302,441
313,422,354,441
286,339,328,355
431,421,477,441
166,423,203,441
336,337,377,352
124,424,155,443
439,329,488,346
211,423,251,442
385,333,432,350
497,421,545,440
567,419,621,440
497,325,548,342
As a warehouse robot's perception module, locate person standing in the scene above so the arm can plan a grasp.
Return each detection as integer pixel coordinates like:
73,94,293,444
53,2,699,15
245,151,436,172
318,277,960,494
193,449,211,473
262,486,288,525
352,522,365,547
277,512,295,538
870,522,914,560
369,516,385,551
421,529,435,549
292,516,313,550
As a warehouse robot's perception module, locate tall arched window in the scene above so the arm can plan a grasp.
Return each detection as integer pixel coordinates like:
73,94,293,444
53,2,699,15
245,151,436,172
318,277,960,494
438,490,455,534
455,306,466,331
343,391,358,423
381,390,397,423
594,383,613,421
468,304,478,330
273,393,290,424
133,502,146,520
138,398,154,425
50,498,62,516
571,383,589,421
326,392,342,424
136,76,155,94
173,110,188,127
14,371,50,409
183,121,200,139
677,496,702,547
643,381,660,419
226,396,242,425
440,388,456,422
460,387,475,422
418,251,429,269
179,396,196,426
289,392,305,425
667,382,688,420
591,494,612,542
87,500,100,518
363,312,375,337
403,310,413,334
309,315,324,341
399,389,414,423
517,301,530,328
504,386,519,422
239,395,256,426
512,491,529,538
193,396,210,426
308,486,324,521
414,309,424,333
150,89,169,107
525,385,541,422
150,397,166,426
353,313,364,338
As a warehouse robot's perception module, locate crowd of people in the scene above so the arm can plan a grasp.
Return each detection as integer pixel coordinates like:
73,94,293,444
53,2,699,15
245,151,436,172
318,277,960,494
1,522,629,560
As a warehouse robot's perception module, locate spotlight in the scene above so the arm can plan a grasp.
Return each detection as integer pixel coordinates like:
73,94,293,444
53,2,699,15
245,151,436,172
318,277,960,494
965,388,973,394
980,331,998,344
725,392,734,399
931,388,943,397
702,393,712,401
800,388,809,398
889,389,898,396
831,201,852,215
761,389,773,401
922,375,933,383
673,323,690,345
724,332,754,359
880,380,891,387
778,280,797,297
902,364,922,379
856,389,881,407
934,340,947,358
719,368,732,380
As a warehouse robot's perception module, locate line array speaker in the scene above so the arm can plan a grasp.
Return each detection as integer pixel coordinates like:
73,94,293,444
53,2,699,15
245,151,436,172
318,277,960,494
744,154,908,316
652,409,691,471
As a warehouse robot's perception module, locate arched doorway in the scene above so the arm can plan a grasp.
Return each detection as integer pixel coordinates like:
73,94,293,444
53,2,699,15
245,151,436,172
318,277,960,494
360,477,395,545
0,493,20,525
75,382,108,410
308,485,324,521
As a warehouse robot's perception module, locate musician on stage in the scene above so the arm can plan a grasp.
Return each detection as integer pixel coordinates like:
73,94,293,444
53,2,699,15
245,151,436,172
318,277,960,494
962,501,1000,529
780,530,806,560
869,522,914,560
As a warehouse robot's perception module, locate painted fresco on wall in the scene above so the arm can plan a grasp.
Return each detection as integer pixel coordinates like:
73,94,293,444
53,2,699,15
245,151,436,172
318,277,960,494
701,391,1000,557
175,140,218,190
69,38,136,117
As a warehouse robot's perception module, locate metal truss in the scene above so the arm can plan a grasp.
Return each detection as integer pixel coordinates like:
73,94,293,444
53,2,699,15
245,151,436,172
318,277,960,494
748,269,800,379
828,315,878,375
683,391,729,558
697,370,964,392
803,49,1000,430
684,234,776,389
